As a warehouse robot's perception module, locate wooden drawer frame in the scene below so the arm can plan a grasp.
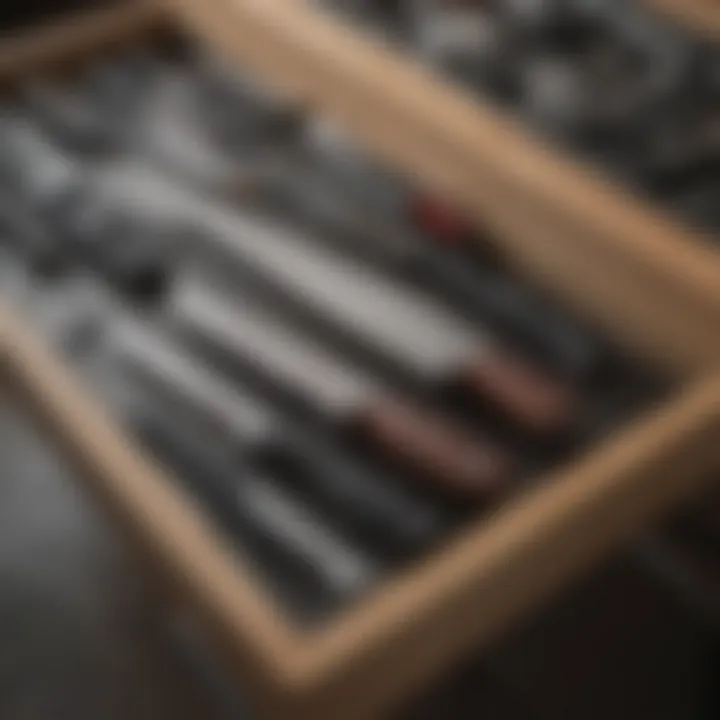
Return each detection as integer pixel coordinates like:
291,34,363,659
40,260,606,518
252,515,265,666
1,4,720,719
646,0,720,36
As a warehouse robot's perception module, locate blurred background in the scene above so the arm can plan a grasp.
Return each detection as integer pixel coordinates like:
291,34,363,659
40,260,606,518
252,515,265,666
1,1,719,718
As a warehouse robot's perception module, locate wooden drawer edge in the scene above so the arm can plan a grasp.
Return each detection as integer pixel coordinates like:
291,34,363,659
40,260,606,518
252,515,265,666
3,303,720,719
0,2,165,84
645,0,720,36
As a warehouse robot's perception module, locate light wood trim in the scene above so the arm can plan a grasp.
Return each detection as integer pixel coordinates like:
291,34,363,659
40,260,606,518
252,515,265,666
165,0,720,374
297,376,720,719
0,2,166,84
645,0,720,36
4,299,720,719
0,305,308,719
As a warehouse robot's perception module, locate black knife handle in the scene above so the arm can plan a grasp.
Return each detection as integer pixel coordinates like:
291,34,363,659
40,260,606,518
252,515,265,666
274,422,445,551
133,411,376,599
412,247,601,377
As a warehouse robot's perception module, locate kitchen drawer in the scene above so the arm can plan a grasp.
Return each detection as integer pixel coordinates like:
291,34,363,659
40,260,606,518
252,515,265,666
1,4,720,719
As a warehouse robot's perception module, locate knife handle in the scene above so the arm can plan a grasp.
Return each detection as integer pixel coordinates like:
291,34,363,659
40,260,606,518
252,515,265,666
357,396,512,499
274,422,445,551
413,247,600,377
134,411,375,598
